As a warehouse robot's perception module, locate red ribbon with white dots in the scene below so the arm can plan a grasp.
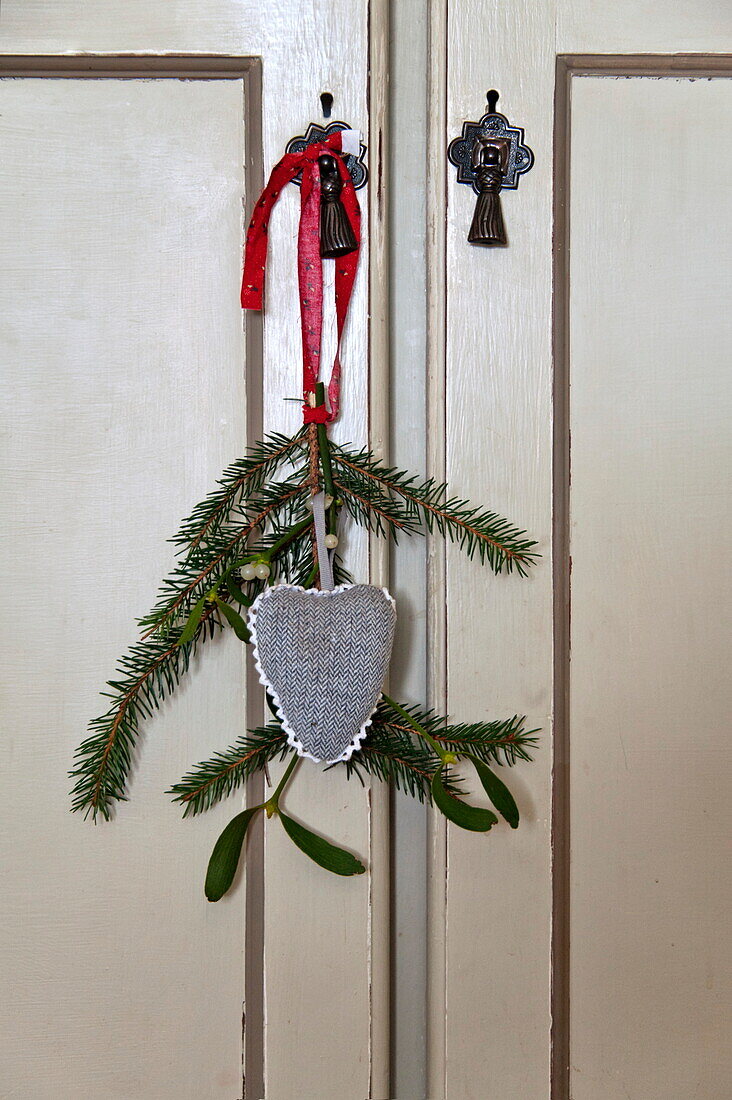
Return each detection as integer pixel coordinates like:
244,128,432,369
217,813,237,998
240,130,361,424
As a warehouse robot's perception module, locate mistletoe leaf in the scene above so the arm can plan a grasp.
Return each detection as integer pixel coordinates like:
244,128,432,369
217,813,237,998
205,807,261,902
466,753,520,828
178,595,207,646
224,577,252,606
279,811,366,876
217,600,250,642
431,767,498,832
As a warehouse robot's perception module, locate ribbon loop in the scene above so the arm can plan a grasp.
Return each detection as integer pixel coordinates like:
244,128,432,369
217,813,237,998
311,491,335,592
241,131,361,424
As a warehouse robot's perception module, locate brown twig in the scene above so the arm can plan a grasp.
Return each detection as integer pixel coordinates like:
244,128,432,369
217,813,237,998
307,422,321,576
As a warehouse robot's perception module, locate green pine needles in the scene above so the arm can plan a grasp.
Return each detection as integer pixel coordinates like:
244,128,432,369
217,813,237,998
330,444,537,574
169,703,537,819
71,392,539,898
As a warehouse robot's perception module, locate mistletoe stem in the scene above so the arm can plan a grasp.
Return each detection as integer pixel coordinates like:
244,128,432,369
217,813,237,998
382,693,456,765
260,515,313,563
265,753,299,817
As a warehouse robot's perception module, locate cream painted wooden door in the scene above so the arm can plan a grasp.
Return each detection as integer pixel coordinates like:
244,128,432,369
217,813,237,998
2,3,730,1099
428,2,732,1098
0,5,387,1100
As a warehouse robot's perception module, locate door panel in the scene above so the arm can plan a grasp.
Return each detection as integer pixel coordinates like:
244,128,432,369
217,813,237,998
0,74,249,1098
568,73,732,1099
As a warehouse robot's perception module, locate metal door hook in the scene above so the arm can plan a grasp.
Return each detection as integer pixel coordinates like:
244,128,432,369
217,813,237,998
448,92,534,247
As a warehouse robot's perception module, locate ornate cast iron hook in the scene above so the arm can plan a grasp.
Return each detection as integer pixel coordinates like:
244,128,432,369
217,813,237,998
448,91,534,246
285,121,368,190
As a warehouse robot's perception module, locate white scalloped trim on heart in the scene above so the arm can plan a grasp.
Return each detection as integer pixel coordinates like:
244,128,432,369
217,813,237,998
247,582,396,765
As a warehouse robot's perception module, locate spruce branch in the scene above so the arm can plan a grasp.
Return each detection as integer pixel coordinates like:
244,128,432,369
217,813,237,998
168,698,534,821
138,472,310,639
331,444,539,574
434,715,538,767
70,610,219,821
169,723,290,817
171,431,304,556
377,697,537,768
72,465,314,822
340,710,462,801
74,425,539,828
332,474,417,542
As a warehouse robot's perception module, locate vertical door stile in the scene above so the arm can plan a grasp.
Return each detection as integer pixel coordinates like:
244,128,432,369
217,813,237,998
434,0,558,1096
256,3,389,1097
550,54,572,1100
0,56,255,1099
0,5,382,1098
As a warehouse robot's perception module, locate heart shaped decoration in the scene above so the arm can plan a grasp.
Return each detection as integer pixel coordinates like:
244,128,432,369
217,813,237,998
248,583,396,763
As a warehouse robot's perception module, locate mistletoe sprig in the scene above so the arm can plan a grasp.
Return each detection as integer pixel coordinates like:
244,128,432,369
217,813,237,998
71,385,539,898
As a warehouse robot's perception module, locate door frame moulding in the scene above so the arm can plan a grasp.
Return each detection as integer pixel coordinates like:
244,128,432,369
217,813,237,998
551,50,732,1100
0,54,260,78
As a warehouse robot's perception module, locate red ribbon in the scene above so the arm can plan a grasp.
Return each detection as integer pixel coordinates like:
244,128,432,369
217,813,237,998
241,131,361,424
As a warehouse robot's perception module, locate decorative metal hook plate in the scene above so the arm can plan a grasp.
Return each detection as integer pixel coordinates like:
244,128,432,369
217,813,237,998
285,121,368,190
448,101,533,194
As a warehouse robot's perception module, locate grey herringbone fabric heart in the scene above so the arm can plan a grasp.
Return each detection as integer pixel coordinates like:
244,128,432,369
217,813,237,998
249,583,396,763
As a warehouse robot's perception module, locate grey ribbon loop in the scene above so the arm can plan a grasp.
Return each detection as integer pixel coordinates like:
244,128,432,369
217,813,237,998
312,491,335,591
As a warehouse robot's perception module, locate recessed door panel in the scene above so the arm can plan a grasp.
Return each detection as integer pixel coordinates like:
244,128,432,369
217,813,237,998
0,75,249,1098
568,74,732,1099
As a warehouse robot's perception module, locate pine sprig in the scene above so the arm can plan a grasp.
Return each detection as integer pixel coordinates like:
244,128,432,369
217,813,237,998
331,472,419,543
436,716,537,766
171,431,304,556
70,611,219,821
138,470,310,638
167,706,456,820
169,699,535,822
377,698,537,768
346,700,535,800
168,722,290,817
72,461,315,821
74,422,539,829
331,444,538,575
340,709,462,801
